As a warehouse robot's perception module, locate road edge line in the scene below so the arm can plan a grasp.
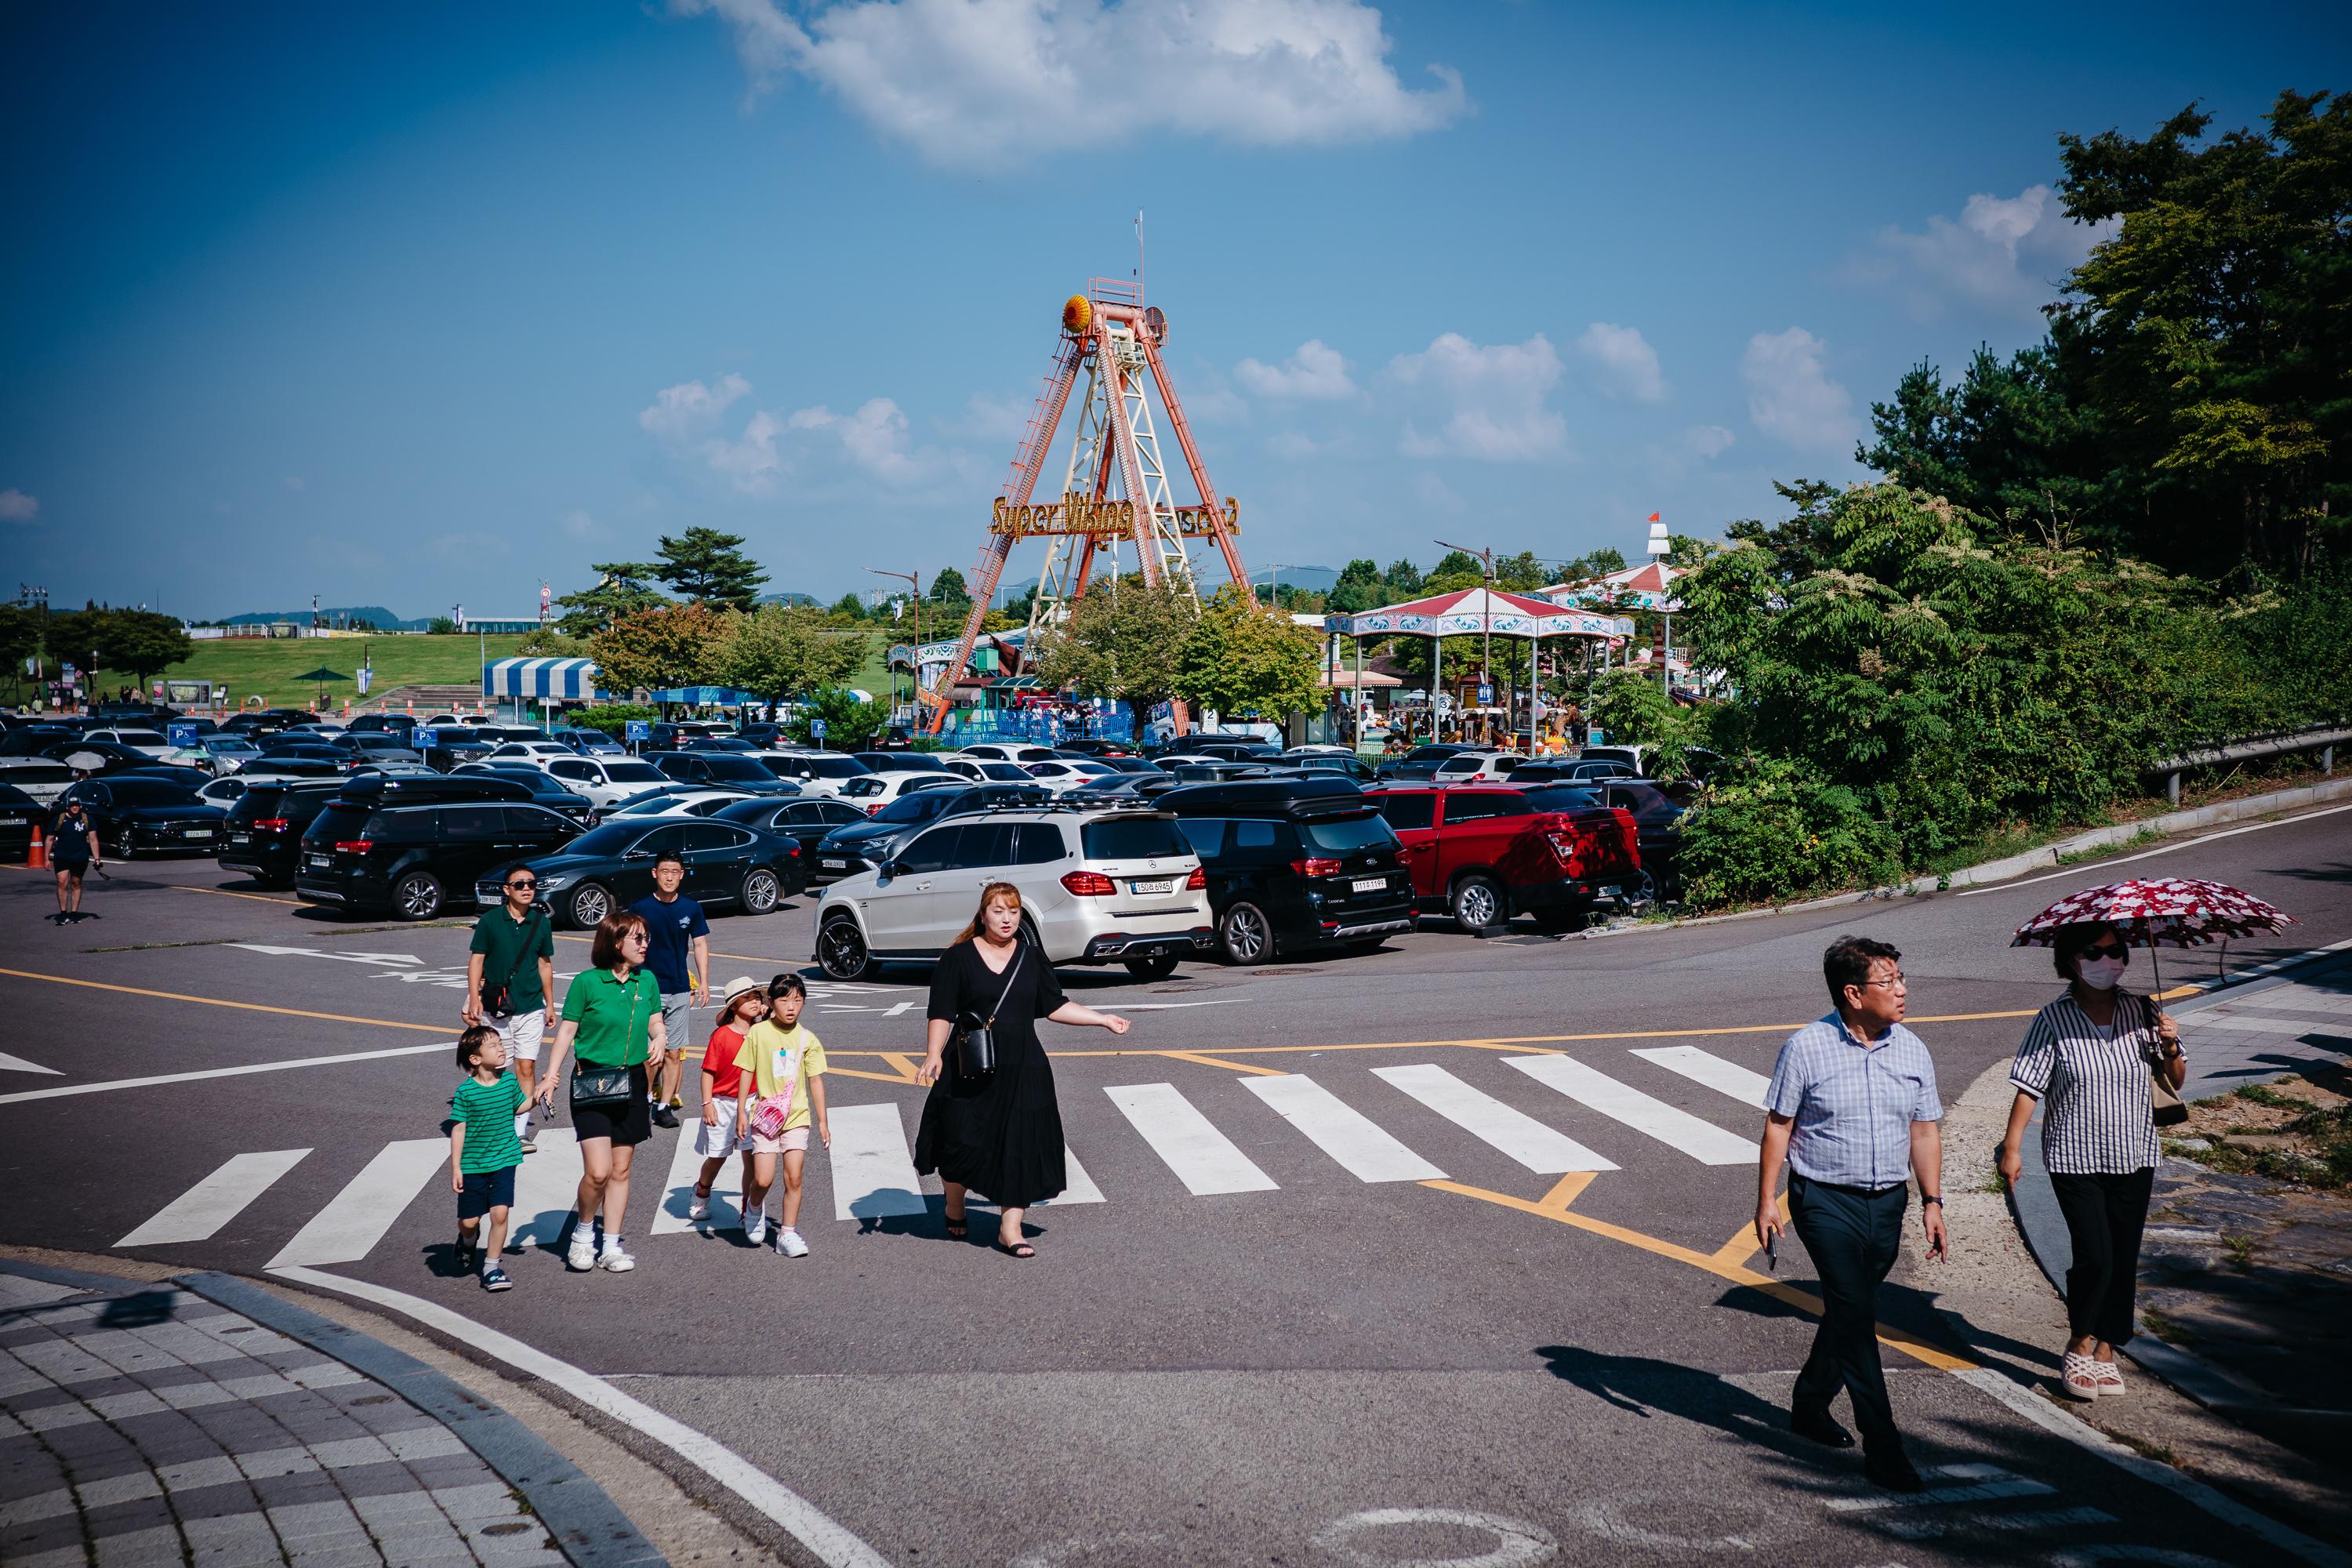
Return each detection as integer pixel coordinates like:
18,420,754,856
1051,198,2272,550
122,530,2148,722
1950,1367,2352,1567
174,1269,665,1568
266,1264,893,1568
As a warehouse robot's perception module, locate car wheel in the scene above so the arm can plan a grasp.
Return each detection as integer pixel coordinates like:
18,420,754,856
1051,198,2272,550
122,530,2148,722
739,867,782,916
391,870,444,921
1123,951,1179,982
111,829,138,860
564,881,613,931
818,915,872,982
1450,873,1506,935
1218,901,1271,964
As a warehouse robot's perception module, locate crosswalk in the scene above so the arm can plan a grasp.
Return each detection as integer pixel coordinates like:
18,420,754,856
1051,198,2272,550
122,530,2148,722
113,1046,1783,1266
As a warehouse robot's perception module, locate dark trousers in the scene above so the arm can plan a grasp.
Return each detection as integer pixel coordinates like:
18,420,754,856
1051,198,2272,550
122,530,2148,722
2049,1167,2154,1347
1788,1174,1908,1454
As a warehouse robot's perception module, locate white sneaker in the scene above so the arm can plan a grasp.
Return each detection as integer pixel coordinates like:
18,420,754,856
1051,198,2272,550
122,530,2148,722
777,1228,808,1258
565,1232,597,1272
597,1238,636,1272
688,1194,710,1221
744,1214,767,1247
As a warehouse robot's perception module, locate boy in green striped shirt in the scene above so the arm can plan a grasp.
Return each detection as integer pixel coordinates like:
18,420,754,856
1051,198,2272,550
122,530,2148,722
450,1025,524,1292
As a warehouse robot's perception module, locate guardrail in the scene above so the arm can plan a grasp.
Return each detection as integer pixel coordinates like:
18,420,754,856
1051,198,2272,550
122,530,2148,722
2156,724,2349,804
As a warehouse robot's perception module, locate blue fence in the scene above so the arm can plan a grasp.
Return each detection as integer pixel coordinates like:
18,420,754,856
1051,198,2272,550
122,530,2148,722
936,702,1134,750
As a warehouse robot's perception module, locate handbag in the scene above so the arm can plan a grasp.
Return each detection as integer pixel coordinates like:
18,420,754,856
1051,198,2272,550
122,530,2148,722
748,1033,804,1138
954,945,1025,1078
569,973,648,1112
2136,993,2190,1128
479,909,546,1018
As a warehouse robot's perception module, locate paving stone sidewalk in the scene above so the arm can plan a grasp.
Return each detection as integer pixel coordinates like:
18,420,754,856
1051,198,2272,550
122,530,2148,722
0,1269,569,1568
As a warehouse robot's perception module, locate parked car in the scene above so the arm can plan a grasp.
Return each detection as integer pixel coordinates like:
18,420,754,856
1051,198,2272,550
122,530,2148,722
217,779,347,887
960,742,1062,764
550,727,626,757
56,776,227,858
1054,739,1136,758
851,750,953,775
1023,758,1119,794
447,763,601,826
296,775,579,920
44,740,162,775
811,782,1049,880
1184,739,1284,764
0,726,78,757
1577,744,1721,782
343,714,408,735
0,783,40,860
651,751,800,796
81,727,175,760
116,764,217,794
415,728,498,772
713,795,871,858
1428,751,1541,786
1281,752,1381,784
196,736,264,774
539,754,673,809
1376,743,1478,782
645,720,727,752
837,771,967,815
601,787,760,820
235,750,354,781
1523,779,1689,898
814,804,1214,982
938,757,1043,784
1509,758,1635,784
1363,783,1642,935
481,817,805,929
0,759,77,806
329,733,428,769
486,741,577,765
1159,776,1415,964
682,735,758,753
753,751,872,798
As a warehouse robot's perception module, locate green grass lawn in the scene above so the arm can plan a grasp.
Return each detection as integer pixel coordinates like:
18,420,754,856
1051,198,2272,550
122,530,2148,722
71,634,534,710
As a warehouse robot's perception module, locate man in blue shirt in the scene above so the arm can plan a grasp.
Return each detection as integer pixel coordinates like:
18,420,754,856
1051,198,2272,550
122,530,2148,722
1755,935,1947,1493
629,851,709,1130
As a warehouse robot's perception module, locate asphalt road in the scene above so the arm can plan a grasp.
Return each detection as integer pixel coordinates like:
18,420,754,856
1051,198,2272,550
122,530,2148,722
5,800,2348,1566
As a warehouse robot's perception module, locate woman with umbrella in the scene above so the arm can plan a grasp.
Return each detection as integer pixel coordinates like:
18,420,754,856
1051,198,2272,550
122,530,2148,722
1997,878,2292,1401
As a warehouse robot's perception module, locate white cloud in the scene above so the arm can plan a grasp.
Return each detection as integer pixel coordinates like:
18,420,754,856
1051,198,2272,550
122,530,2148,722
1411,470,1466,516
941,390,1029,445
670,0,1466,171
1186,379,1248,425
281,475,306,492
1575,323,1667,403
0,488,38,524
1264,429,1352,460
640,375,784,493
561,509,600,539
786,397,936,485
1849,184,2119,320
1387,332,1568,461
1236,340,1356,401
1740,328,1857,454
638,373,753,445
1682,424,1736,459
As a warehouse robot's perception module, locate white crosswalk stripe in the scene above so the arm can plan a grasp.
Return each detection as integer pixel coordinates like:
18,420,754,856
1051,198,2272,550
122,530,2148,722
1245,1074,1445,1182
1504,1054,1755,1165
1628,1047,1771,1109
1369,1064,1613,1174
967,1147,1106,1210
117,1150,311,1248
827,1102,927,1221
506,1131,584,1252
1105,1083,1279,1195
1824,1463,2056,1514
653,1121,742,1235
266,1140,446,1269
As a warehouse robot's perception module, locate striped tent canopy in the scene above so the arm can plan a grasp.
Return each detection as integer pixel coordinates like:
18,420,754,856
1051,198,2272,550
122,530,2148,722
1324,586,1632,640
482,657,601,700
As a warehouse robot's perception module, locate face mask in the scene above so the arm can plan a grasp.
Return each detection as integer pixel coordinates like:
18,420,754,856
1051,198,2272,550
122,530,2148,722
2076,955,2127,991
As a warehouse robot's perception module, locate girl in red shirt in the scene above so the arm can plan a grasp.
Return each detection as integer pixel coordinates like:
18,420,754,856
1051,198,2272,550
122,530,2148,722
690,977,768,1224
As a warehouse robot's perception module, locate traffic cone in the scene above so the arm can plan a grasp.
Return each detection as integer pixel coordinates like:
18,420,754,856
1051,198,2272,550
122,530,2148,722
28,825,45,869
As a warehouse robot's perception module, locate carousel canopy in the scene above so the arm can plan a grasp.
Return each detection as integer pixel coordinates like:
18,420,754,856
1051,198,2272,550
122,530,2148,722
1541,561,1681,612
1324,586,1632,640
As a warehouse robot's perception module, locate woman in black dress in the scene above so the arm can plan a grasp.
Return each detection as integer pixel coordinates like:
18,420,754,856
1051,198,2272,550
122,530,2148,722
915,881,1131,1257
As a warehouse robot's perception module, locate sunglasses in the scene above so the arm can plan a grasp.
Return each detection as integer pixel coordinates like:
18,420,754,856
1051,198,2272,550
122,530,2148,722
2082,943,2129,960
506,880,536,890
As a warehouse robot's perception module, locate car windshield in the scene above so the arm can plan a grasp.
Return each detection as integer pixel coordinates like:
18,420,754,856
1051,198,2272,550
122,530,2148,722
111,731,167,746
606,762,666,783
693,756,772,782
207,739,259,753
808,757,867,778
560,822,652,856
875,789,966,823
841,777,884,797
431,729,481,744
103,780,198,807
1300,813,1399,853
1520,785,1604,812
1081,815,1189,860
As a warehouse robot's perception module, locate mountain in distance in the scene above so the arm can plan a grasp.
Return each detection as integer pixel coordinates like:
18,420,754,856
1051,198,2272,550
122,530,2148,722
216,605,427,629
1245,564,1338,592
757,591,822,608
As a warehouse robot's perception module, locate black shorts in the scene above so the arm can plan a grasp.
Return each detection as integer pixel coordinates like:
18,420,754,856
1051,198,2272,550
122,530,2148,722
569,1062,652,1147
53,856,89,876
456,1167,516,1219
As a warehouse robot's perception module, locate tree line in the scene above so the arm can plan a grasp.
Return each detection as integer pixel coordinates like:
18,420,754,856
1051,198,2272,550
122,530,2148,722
0,604,194,694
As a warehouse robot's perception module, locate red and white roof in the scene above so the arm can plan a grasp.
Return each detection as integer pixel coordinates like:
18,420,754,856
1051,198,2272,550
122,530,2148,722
1324,586,1631,640
1542,561,1681,610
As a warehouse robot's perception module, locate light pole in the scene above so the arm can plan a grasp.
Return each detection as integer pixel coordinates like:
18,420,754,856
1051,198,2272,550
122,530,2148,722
869,567,921,732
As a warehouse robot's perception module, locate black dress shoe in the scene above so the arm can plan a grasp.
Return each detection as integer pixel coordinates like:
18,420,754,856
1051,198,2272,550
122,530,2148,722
1864,1453,1926,1493
1791,1409,1855,1449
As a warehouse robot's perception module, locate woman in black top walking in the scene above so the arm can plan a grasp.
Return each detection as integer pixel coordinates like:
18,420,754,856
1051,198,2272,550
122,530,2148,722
915,882,1130,1257
1998,922,2185,1402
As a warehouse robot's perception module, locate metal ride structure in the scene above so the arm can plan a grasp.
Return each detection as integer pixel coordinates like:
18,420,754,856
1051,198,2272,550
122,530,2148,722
920,280,1247,733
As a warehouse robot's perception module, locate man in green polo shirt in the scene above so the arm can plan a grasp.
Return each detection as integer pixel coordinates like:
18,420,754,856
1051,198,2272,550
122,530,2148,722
463,866,557,1152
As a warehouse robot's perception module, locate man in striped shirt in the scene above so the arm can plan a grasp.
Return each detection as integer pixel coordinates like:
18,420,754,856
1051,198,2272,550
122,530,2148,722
1755,935,1947,1493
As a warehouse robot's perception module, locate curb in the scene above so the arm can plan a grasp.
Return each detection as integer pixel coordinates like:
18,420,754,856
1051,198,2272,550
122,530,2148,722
175,1270,668,1568
1584,775,2352,938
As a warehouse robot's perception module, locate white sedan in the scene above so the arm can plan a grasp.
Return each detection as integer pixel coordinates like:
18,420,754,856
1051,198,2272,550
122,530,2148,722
488,741,578,764
600,788,758,820
82,727,175,760
1023,758,1117,794
539,754,676,809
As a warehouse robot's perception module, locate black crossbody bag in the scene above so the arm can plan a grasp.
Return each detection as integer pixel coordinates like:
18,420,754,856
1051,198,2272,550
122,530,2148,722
954,945,1025,1078
478,909,547,1018
570,973,648,1112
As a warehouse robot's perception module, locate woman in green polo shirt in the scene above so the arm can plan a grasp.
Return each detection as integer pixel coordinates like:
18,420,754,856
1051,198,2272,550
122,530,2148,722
537,911,667,1274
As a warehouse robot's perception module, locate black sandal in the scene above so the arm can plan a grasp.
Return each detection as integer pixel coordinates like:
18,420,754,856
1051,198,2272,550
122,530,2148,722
993,1239,1036,1259
942,1213,968,1240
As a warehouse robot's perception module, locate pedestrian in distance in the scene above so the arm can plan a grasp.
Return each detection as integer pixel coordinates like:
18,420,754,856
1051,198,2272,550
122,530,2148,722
690,975,767,1226
628,852,708,1130
1998,921,2185,1402
1754,934,1947,1493
538,910,667,1274
463,866,557,1153
915,881,1131,1258
733,973,829,1255
449,1025,523,1293
48,793,101,925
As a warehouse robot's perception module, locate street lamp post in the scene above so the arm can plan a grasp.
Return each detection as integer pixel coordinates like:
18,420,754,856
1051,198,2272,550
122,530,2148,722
869,567,922,735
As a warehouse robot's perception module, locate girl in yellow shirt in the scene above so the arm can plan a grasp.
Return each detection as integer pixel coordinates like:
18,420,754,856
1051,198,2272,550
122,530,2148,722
732,973,830,1255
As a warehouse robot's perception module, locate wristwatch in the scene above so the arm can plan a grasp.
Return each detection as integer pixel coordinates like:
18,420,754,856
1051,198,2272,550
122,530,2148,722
1920,1195,1944,1207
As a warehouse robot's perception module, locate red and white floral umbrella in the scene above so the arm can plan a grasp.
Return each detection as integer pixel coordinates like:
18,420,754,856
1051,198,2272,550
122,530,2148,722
2010,877,2296,949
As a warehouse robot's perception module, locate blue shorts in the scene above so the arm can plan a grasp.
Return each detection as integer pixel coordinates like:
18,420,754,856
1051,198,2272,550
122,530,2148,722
456,1167,516,1219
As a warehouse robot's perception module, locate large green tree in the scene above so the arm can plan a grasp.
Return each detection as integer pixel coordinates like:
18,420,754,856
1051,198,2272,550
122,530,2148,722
655,528,768,610
1027,577,1196,720
1175,585,1323,720
554,562,669,637
95,610,194,686
1328,559,1385,614
586,603,725,698
1857,343,2109,540
717,605,867,710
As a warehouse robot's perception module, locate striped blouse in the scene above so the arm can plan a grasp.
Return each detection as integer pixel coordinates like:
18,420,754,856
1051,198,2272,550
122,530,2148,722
2009,992,2163,1175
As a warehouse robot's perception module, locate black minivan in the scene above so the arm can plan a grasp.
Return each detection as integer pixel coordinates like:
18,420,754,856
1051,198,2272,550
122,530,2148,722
1156,775,1415,964
218,779,347,887
296,774,581,920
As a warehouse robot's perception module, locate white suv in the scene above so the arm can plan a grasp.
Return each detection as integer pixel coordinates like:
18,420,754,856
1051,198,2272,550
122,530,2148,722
755,750,873,800
540,754,673,809
814,805,1213,982
1429,751,1534,786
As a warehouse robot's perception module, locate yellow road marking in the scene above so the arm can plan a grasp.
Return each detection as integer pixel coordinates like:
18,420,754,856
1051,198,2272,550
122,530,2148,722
1537,1171,1595,1214
0,966,451,1032
879,1052,921,1083
1711,1194,1789,1268
172,885,300,905
1156,1049,1287,1076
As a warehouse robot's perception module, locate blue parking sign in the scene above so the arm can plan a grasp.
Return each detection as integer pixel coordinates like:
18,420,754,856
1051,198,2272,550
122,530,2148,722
167,722,201,750
624,720,651,743
810,717,827,739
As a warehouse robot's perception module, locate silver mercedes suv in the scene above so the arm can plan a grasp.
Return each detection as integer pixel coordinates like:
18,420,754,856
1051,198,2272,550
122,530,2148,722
812,804,1214,982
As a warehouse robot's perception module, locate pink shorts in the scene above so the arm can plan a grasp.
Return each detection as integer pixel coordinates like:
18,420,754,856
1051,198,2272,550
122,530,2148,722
750,1126,810,1156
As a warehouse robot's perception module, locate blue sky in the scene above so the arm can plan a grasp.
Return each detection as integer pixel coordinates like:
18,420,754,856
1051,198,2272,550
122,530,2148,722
4,2,2344,619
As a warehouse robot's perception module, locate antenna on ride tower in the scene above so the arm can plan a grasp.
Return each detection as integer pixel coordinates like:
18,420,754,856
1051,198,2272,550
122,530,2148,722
1134,209,1145,306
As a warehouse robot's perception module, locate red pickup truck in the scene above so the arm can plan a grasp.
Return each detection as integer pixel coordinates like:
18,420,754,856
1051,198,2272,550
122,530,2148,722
1363,785,1642,935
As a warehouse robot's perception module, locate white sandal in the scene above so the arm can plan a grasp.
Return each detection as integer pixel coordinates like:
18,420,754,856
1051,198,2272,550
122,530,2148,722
2061,1353,2100,1401
2093,1359,2125,1396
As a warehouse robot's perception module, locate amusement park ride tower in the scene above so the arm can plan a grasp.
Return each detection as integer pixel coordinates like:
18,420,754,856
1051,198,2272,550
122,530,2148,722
920,280,1248,732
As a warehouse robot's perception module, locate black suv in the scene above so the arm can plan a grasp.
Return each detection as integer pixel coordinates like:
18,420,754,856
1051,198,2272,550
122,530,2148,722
651,751,800,795
296,774,580,920
1156,775,1415,964
416,728,497,771
217,779,347,887
477,817,807,930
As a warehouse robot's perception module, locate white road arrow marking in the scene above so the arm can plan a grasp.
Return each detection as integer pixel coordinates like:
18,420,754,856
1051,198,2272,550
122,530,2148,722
230,945,424,967
0,1051,61,1076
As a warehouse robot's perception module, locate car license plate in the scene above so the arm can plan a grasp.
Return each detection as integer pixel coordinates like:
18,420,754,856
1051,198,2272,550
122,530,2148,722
1130,878,1173,895
183,828,212,838
307,855,331,869
1352,877,1386,893
822,858,848,869
0,815,24,826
